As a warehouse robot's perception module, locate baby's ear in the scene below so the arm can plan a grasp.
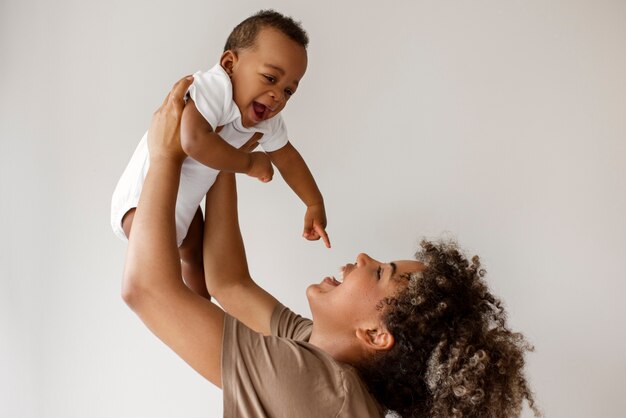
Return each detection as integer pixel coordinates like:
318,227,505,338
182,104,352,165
220,50,238,76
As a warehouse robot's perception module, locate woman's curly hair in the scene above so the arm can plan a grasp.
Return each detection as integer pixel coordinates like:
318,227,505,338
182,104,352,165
355,240,540,417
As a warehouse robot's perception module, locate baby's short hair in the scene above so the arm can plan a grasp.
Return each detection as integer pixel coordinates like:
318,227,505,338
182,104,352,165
224,9,309,52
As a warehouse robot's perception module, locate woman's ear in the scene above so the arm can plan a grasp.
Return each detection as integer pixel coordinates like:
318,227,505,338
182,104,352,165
356,326,395,352
220,50,238,76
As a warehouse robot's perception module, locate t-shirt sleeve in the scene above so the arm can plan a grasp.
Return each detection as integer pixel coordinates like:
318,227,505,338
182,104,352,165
221,313,346,418
270,304,313,340
186,70,230,129
257,115,289,152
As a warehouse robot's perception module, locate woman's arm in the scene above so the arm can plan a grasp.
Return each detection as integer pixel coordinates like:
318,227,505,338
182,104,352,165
202,172,280,336
121,77,224,387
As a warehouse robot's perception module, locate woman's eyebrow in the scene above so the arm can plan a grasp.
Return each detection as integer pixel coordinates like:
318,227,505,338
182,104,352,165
388,262,398,280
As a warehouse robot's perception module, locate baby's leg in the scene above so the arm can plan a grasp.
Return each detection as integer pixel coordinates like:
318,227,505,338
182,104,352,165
121,208,210,299
121,208,136,238
179,208,210,299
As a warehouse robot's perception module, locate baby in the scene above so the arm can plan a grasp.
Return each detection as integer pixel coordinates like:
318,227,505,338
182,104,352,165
111,10,329,296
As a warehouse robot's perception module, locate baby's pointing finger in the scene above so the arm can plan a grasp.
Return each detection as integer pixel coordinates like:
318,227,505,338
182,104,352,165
314,224,331,248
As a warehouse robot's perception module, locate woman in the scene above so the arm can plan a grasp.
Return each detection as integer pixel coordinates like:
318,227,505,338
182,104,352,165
122,77,539,417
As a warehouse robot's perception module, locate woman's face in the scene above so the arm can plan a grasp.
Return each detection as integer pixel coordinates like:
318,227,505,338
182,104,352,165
306,253,423,333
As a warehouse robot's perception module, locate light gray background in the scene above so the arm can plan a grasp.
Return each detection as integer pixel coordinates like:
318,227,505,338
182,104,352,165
1,0,625,417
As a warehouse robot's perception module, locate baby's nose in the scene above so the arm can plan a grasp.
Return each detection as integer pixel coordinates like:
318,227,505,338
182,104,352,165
269,89,285,103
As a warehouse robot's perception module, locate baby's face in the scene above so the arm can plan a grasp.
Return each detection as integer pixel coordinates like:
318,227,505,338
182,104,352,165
222,27,308,128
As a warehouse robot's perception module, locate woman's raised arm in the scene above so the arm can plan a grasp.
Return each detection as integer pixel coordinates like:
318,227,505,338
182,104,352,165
121,77,224,387
202,171,280,336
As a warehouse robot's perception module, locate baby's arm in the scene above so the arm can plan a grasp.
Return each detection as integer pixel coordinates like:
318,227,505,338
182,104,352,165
181,100,273,182
268,142,330,248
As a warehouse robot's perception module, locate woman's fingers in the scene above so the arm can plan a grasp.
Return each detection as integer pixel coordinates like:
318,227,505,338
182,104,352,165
157,76,193,113
148,76,194,162
168,76,194,107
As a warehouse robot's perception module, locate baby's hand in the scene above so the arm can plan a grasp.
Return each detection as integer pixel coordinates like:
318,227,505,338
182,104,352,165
246,152,274,183
303,203,331,248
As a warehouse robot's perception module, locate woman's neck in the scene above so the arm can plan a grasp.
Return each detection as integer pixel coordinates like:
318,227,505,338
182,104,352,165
309,326,368,365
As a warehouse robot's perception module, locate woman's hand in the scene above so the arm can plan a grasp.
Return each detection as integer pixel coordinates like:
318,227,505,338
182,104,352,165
147,76,194,164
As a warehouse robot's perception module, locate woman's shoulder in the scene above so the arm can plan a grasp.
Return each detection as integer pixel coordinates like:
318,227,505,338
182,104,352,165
336,365,386,417
224,310,384,417
269,305,385,415
270,303,313,340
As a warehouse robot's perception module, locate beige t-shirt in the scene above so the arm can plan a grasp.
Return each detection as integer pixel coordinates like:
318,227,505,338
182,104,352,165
221,304,384,418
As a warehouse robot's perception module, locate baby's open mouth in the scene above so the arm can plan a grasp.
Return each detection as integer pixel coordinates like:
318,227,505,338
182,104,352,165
252,102,268,120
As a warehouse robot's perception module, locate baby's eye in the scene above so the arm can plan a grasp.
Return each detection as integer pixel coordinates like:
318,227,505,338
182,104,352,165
264,75,276,83
285,88,294,97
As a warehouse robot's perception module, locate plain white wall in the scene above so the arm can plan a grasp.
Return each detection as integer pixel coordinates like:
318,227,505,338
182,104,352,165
2,0,625,417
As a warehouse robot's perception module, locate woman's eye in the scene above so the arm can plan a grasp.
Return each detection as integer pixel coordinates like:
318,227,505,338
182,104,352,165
285,88,294,97
264,75,276,83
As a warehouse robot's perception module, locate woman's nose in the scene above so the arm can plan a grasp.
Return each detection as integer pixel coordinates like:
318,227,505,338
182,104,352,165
356,253,373,266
